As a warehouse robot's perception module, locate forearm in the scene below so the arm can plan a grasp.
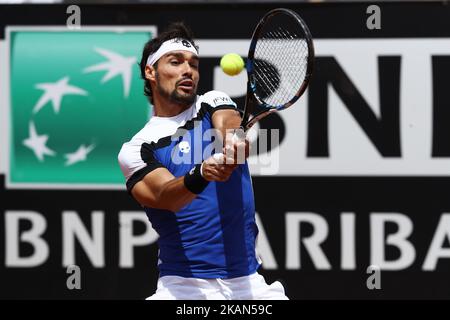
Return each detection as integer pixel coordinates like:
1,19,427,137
131,166,205,213
213,109,242,143
212,109,249,163
132,164,210,213
156,176,197,212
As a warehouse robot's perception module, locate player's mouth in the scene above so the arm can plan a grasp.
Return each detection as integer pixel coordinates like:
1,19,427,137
177,79,195,92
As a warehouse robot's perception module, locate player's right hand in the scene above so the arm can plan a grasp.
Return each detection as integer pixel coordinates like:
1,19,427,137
201,153,237,182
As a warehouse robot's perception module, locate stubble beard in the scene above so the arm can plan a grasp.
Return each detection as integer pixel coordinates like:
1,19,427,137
155,72,197,106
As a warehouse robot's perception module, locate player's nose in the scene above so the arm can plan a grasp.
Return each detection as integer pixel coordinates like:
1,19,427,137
181,61,193,76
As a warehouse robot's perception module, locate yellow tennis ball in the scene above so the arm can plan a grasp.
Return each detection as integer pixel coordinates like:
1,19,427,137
220,53,245,76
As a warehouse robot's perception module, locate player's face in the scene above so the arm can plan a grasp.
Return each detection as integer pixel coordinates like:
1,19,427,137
154,51,200,106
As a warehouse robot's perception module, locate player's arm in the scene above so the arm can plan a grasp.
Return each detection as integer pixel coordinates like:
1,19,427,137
131,157,236,213
211,108,242,139
212,109,250,162
131,168,196,213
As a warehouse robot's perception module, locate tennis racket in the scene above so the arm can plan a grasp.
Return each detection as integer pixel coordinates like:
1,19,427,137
238,8,314,136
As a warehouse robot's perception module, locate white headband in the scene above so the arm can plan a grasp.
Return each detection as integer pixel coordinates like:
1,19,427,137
146,38,198,66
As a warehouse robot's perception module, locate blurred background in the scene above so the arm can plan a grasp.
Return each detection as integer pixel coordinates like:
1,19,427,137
1,0,450,300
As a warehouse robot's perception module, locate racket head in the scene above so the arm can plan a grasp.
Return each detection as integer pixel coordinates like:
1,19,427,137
242,8,314,130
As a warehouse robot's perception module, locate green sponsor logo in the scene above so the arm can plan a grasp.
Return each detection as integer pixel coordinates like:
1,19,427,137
7,27,155,188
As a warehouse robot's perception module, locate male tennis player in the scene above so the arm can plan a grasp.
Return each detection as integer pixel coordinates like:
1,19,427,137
118,22,288,300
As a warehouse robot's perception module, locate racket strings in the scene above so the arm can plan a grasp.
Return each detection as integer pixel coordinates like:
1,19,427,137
253,24,309,107
253,62,279,97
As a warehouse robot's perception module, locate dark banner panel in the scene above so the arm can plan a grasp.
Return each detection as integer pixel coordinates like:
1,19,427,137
2,2,450,39
1,175,450,299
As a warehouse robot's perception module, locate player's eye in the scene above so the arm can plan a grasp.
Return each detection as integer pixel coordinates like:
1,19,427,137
170,60,180,65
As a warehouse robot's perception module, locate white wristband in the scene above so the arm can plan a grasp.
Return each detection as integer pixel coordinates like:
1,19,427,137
200,161,205,178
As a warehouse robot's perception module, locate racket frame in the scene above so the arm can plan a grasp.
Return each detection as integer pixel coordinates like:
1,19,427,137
241,7,315,131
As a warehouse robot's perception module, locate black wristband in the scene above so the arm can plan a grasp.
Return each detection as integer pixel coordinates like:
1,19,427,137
184,163,209,194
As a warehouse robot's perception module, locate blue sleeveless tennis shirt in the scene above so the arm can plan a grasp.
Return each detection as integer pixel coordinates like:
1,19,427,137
118,91,261,278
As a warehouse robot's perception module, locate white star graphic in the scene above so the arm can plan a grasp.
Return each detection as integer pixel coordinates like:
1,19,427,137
33,76,88,114
83,47,137,98
23,122,56,162
64,144,95,166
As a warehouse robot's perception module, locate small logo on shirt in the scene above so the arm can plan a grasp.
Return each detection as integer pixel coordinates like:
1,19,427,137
179,141,191,154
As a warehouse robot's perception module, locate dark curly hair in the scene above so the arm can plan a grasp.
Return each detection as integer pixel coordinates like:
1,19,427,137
139,22,199,104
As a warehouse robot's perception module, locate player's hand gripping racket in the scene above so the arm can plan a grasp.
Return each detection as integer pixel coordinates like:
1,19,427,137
233,8,314,142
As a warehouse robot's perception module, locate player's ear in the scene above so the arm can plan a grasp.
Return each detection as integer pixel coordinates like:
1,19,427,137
145,65,156,82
